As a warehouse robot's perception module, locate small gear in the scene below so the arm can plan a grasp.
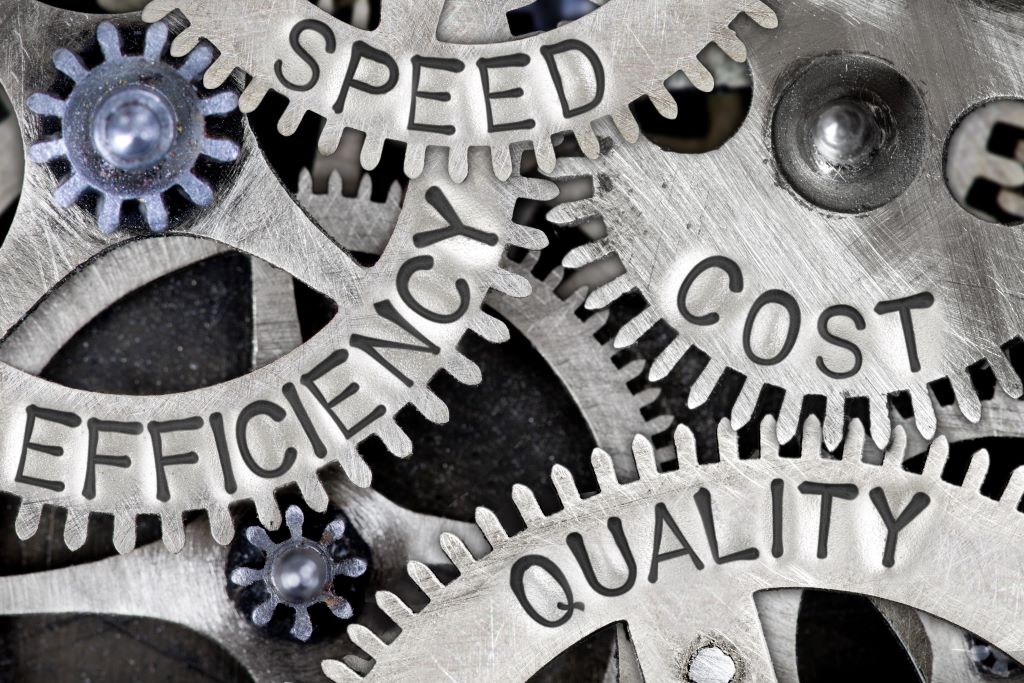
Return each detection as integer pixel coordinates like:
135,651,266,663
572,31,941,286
551,0,1024,450
140,0,776,180
27,21,240,233
231,505,368,642
323,417,1024,681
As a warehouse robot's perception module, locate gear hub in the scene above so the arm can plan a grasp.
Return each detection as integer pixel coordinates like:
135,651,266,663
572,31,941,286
27,21,240,233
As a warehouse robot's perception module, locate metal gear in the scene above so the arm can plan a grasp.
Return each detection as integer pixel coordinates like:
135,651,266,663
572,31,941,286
139,0,777,181
26,20,241,233
550,0,1024,451
0,85,21,217
322,417,1024,681
231,504,369,642
0,1,550,552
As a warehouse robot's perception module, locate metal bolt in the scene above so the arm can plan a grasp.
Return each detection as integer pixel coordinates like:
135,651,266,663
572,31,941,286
810,99,882,171
92,86,176,171
270,544,331,604
687,645,736,683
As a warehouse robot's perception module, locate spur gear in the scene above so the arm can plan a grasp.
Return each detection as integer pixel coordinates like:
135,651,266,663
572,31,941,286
26,20,240,233
0,1,551,553
231,504,368,641
324,417,1024,681
551,0,1024,451
140,0,776,180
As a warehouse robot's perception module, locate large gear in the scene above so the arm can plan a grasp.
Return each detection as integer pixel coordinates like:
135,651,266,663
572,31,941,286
551,0,1024,451
139,0,777,181
0,1,551,552
323,417,1024,681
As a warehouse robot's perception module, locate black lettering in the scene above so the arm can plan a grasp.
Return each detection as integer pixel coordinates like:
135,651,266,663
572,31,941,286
869,488,930,568
283,382,328,458
301,349,386,437
397,255,470,324
648,502,704,582
874,292,934,373
540,40,605,117
743,289,801,366
567,517,636,596
677,255,743,326
416,186,500,248
817,305,866,379
149,417,203,503
274,19,336,92
477,54,535,132
771,478,784,558
15,406,81,492
509,555,583,627
83,419,142,500
798,481,859,559
694,487,759,564
409,55,464,135
350,301,441,387
334,41,398,113
236,401,297,479
208,412,237,494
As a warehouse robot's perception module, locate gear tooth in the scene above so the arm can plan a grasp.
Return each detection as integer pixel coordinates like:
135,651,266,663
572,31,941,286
508,223,549,251
989,351,1024,397
534,138,557,174
299,475,329,512
376,591,413,628
231,566,264,587
336,556,368,578
64,509,89,551
245,525,275,552
634,387,661,407
619,358,646,382
648,414,675,435
168,27,200,59
575,124,601,159
28,138,67,164
352,172,369,199
15,502,42,541
440,532,475,572
964,449,990,492
681,56,715,92
491,145,513,181
999,466,1024,510
584,271,632,310
800,415,823,460
209,505,235,545
550,464,582,506
998,188,1024,217
375,422,411,459
141,193,168,232
745,0,780,28
649,337,691,383
200,91,241,118
447,145,469,184
731,379,760,431
339,451,375,488
475,507,510,549
403,143,427,179
200,136,240,162
54,173,88,207
141,1,173,22
950,371,982,424
53,48,88,82
516,249,541,274
349,624,387,659
511,484,544,525
648,85,679,119
823,394,846,451
277,103,306,138
612,109,641,143
97,195,122,234
406,560,444,599
360,134,385,171
869,396,892,450
143,20,169,61
716,419,739,460
414,390,449,424
591,447,620,490
252,596,279,626
386,180,403,206
910,386,937,440
445,352,482,386
285,505,304,539
176,43,214,82
687,358,725,409
202,54,238,90
26,93,66,118
179,172,214,206
322,658,362,682
923,435,949,480
562,240,613,268
238,78,270,113
582,307,609,337
256,496,283,532
776,394,802,444
628,434,657,478
842,418,866,462
712,26,748,62
884,426,908,470
291,606,313,641
488,269,531,298
161,512,185,553
759,416,780,460
673,424,698,463
616,308,659,348
112,513,136,554
469,312,509,343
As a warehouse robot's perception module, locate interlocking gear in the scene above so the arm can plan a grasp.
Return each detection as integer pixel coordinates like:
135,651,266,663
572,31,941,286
139,0,777,180
26,20,240,233
231,504,368,641
324,417,1024,680
550,0,1024,451
0,1,550,552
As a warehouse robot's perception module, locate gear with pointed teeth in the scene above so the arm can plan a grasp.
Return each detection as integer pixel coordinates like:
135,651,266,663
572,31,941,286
550,0,1024,453
139,0,776,182
0,1,553,554
26,20,240,233
231,504,368,642
324,416,1024,681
